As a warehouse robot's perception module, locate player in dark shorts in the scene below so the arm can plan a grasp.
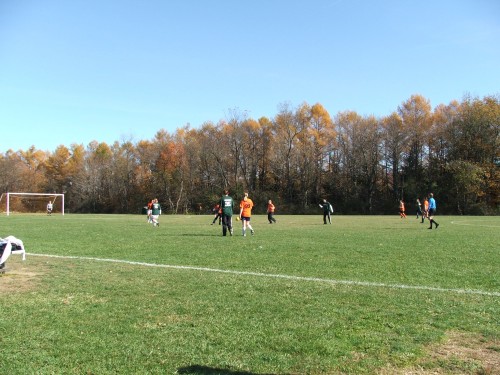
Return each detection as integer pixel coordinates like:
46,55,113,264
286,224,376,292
427,193,439,229
211,203,222,225
220,190,234,236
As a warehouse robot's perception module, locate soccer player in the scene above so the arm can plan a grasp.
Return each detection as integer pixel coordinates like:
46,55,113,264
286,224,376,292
416,198,422,219
146,199,153,223
318,199,332,224
427,193,439,229
239,192,254,236
151,198,161,227
422,197,429,224
267,199,277,224
211,203,222,225
399,200,407,218
47,201,53,215
220,190,234,236
0,235,26,270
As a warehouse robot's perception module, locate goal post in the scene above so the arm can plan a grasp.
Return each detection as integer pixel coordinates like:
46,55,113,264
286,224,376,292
2,192,65,216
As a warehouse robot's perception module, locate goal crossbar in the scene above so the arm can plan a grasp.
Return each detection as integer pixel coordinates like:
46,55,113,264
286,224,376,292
2,192,65,216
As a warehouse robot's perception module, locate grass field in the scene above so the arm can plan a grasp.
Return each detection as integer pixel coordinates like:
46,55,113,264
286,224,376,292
1,214,499,374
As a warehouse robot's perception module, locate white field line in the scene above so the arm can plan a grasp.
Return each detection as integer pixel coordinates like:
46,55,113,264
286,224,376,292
28,253,500,297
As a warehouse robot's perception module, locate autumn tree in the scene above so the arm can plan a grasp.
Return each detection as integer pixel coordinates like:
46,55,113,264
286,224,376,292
45,145,71,193
197,122,230,190
449,95,499,164
17,146,48,192
438,95,500,213
239,118,262,193
272,102,305,206
0,147,49,211
224,109,248,194
179,125,212,210
256,116,275,193
64,144,86,212
83,141,113,212
430,101,460,167
380,112,406,202
153,131,188,214
109,141,141,213
2,95,498,214
335,111,382,213
0,151,27,194
397,94,432,199
307,103,335,201
444,160,485,214
135,139,157,203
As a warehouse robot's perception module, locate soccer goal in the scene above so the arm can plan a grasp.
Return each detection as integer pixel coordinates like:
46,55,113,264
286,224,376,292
0,192,65,216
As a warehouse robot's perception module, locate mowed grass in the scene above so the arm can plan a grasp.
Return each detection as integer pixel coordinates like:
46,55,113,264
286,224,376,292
0,214,498,374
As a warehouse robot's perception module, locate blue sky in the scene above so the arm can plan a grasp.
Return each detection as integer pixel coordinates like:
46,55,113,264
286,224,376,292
1,0,499,152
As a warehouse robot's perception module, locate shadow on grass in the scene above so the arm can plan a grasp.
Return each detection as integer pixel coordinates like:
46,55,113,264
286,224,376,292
177,365,281,375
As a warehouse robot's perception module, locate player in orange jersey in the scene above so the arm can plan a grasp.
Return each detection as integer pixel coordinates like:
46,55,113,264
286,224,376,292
267,199,277,224
239,192,255,236
422,197,429,223
399,200,407,218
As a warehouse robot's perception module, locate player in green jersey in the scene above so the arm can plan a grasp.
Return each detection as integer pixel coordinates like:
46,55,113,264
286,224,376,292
219,190,234,236
151,198,162,227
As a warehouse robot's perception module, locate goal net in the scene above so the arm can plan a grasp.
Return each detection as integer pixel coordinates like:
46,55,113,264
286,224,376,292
0,192,65,216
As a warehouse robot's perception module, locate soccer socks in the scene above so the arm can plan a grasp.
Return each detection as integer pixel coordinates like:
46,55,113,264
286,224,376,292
242,224,254,236
428,219,439,229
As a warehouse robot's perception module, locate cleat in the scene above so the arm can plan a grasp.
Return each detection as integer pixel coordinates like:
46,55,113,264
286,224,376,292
435,223,439,229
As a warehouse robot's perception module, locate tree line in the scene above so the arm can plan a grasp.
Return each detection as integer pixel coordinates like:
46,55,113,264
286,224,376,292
1,94,499,215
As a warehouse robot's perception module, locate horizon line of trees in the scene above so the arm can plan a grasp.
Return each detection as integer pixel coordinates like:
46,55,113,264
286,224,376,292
1,93,499,215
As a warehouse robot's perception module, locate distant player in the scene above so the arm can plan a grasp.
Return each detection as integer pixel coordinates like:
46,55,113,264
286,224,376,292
151,198,161,227
220,190,234,236
211,203,222,225
399,200,407,218
267,199,277,224
239,192,254,236
146,199,153,223
427,193,439,229
422,197,429,224
416,198,422,219
47,200,53,215
318,199,333,224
